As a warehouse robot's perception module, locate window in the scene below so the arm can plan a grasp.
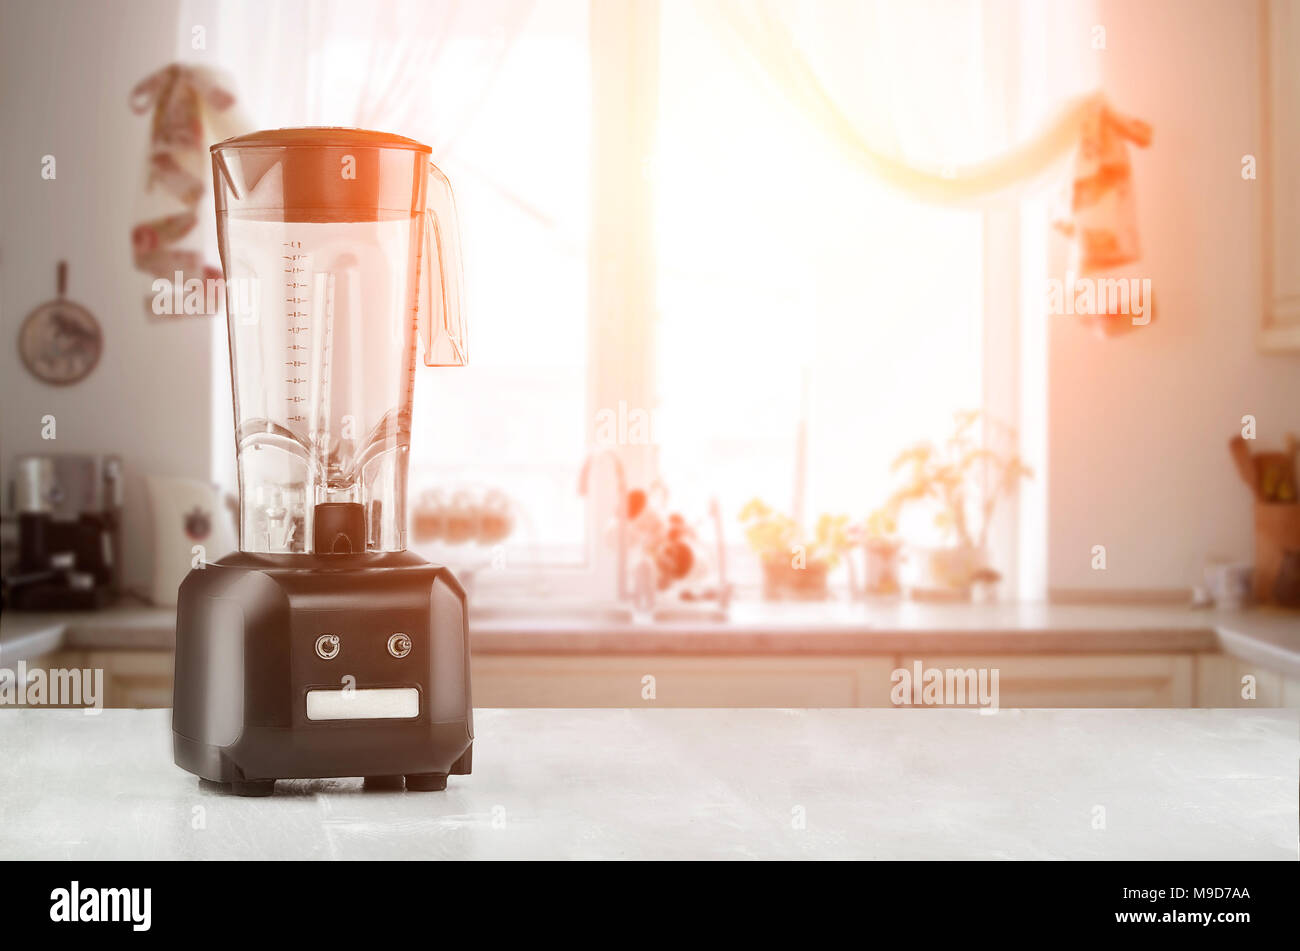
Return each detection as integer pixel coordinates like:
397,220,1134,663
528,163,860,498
200,0,1034,592
653,1,989,561
407,1,591,569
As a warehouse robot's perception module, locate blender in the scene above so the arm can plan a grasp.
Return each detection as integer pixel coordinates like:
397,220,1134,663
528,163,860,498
172,128,472,796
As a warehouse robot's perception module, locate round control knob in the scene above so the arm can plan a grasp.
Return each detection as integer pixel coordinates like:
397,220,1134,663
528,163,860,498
315,634,340,660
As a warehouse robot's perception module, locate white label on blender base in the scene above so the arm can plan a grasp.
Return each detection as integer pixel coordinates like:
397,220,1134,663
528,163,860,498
306,687,419,720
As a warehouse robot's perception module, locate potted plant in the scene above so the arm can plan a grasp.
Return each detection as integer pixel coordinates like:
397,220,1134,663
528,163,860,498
852,506,903,597
739,499,850,600
884,411,1031,600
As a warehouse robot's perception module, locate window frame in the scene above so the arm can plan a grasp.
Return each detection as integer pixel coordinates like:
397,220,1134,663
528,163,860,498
634,0,1028,599
469,0,661,600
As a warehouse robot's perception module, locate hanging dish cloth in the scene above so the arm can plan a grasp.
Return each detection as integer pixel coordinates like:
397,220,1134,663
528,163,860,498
129,64,248,317
1054,99,1154,337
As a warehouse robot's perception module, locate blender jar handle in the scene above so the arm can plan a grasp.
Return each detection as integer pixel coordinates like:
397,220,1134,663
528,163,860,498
420,162,468,367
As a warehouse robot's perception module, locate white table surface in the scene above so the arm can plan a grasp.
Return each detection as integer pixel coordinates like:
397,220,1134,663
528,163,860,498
1,708,1295,860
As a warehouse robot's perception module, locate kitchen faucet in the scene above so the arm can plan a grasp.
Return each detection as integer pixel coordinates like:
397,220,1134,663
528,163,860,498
577,448,628,602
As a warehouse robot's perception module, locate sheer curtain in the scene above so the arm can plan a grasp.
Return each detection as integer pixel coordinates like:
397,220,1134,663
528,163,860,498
177,0,592,567
707,0,1137,207
178,1,533,149
653,0,1126,585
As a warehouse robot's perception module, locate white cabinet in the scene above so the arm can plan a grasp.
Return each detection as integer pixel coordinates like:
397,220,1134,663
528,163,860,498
20,646,1300,709
1261,0,1300,350
472,655,898,707
1194,652,1300,707
26,650,173,709
898,653,1195,708
476,652,1200,708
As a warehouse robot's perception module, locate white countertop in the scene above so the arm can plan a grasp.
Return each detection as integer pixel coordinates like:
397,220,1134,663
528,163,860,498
3,600,1297,673
0,708,1295,859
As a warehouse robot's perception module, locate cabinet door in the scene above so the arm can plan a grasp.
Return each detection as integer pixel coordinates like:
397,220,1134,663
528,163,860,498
87,651,174,708
1283,676,1300,708
1261,0,1300,350
473,655,898,707
1197,653,1286,706
10,650,173,709
896,654,1195,708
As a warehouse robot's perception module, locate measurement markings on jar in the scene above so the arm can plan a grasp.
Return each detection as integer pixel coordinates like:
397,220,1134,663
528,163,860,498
283,241,307,422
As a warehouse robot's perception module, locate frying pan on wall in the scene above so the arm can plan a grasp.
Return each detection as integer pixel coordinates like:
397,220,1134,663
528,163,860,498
18,261,103,386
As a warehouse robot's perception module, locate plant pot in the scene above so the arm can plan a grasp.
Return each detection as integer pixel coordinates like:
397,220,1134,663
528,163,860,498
904,544,987,602
762,559,830,601
861,539,901,596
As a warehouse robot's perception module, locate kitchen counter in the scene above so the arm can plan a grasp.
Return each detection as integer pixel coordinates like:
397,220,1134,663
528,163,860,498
0,708,1293,859
0,604,176,662
3,600,1297,673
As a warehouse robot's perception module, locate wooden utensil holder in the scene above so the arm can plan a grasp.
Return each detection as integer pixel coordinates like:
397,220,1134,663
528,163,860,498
1254,502,1300,601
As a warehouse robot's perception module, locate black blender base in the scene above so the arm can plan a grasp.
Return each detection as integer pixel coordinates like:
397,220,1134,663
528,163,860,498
172,553,475,800
402,743,473,790
194,743,474,796
363,775,406,790
221,769,469,796
212,774,462,796
405,772,447,791
232,780,275,797
402,744,471,790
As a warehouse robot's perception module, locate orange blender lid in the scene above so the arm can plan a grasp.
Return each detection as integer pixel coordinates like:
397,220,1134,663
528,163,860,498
211,127,433,221
212,127,432,153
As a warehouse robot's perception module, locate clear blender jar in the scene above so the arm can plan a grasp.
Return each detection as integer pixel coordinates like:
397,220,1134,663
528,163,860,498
211,129,466,555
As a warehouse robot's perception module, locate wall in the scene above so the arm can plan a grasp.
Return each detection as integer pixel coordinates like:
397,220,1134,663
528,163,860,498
0,0,209,592
1048,0,1300,594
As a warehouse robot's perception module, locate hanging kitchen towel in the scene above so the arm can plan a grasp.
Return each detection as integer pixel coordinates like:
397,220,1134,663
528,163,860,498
1053,98,1155,336
1055,99,1153,268
129,64,249,318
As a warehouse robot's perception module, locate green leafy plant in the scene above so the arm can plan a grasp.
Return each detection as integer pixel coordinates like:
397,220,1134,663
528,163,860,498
739,498,851,569
860,505,898,541
883,410,1032,550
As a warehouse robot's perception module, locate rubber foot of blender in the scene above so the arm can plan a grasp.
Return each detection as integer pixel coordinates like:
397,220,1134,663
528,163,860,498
363,775,405,791
232,779,275,797
405,772,448,791
450,745,473,775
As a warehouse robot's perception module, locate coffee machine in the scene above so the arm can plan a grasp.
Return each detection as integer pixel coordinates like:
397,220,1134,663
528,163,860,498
172,128,473,796
4,454,123,610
